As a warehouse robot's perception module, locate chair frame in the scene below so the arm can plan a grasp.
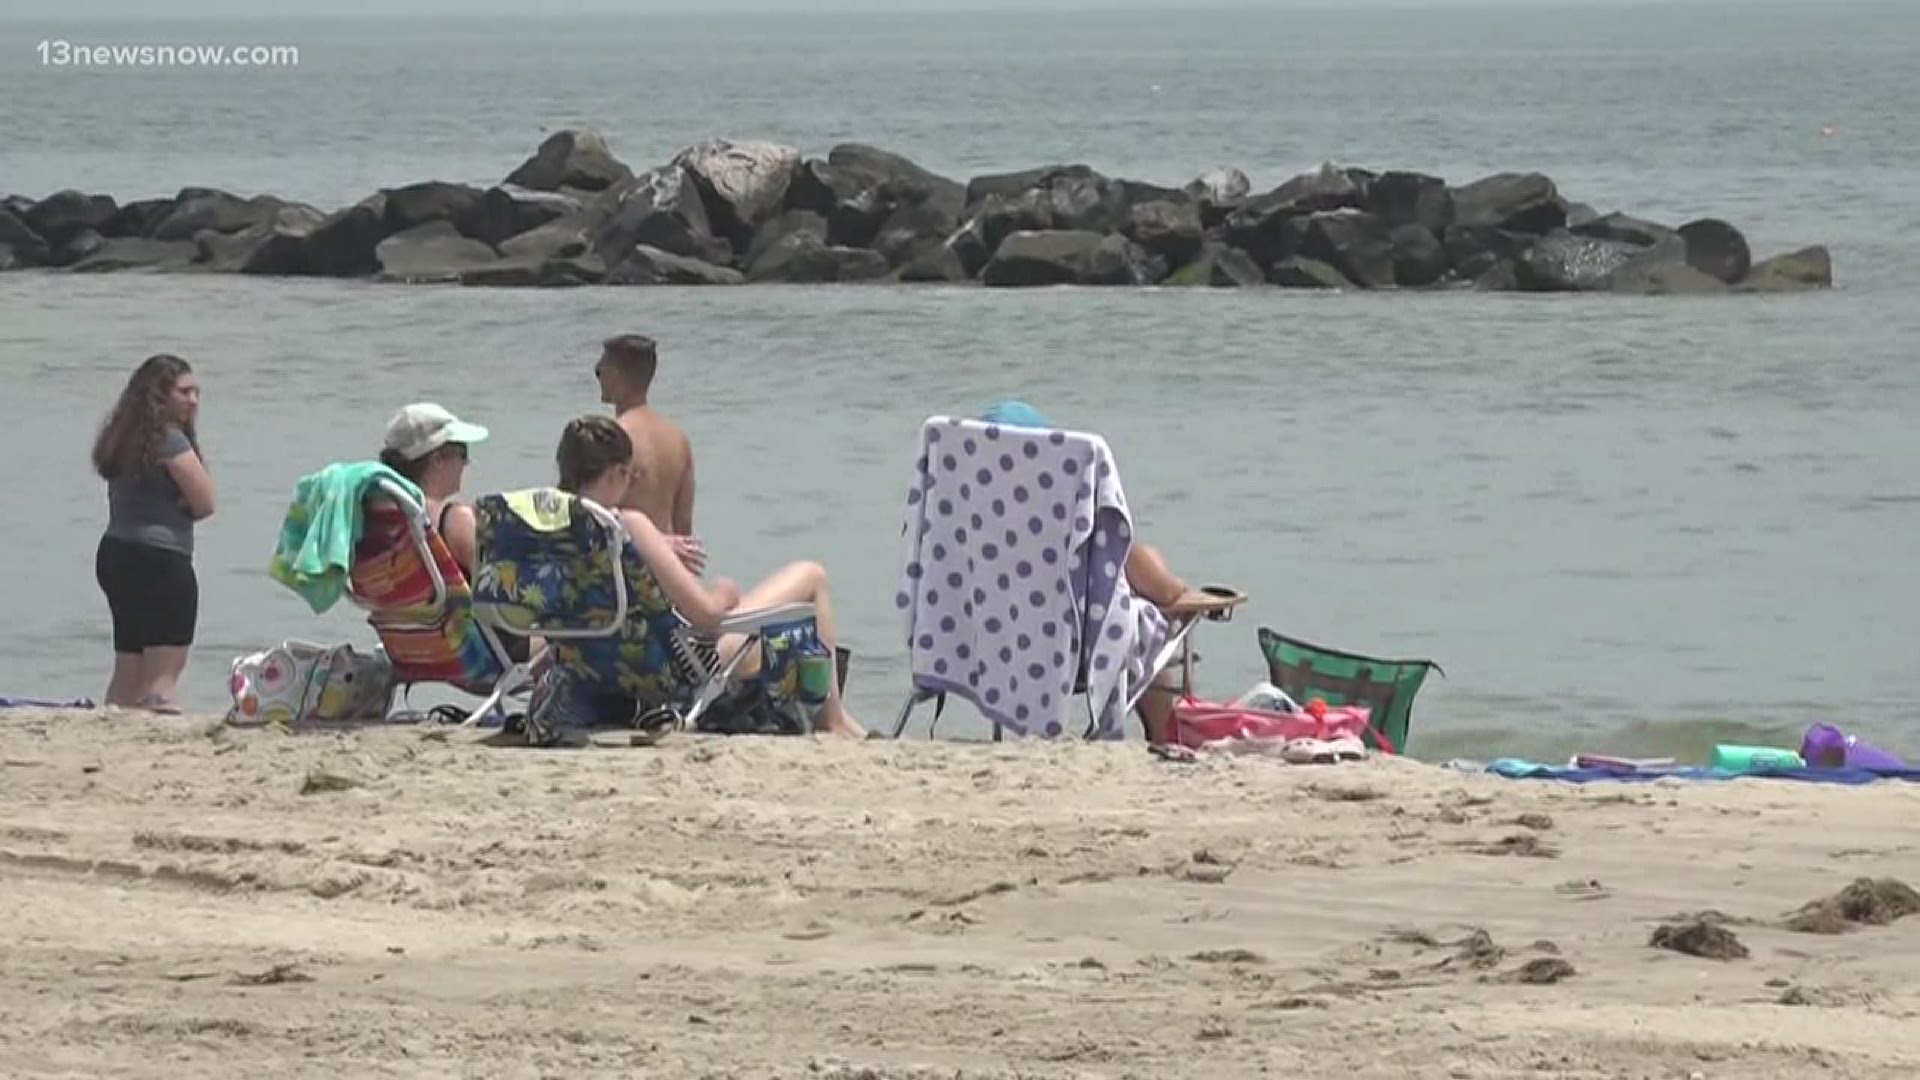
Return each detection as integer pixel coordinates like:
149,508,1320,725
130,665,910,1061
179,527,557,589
342,477,524,721
468,493,822,734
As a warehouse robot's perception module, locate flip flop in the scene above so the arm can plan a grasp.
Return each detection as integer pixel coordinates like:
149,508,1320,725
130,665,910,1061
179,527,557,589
1150,742,1198,763
136,696,183,716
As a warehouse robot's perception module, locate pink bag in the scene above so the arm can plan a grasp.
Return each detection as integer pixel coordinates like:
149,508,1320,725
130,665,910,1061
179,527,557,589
1168,696,1388,752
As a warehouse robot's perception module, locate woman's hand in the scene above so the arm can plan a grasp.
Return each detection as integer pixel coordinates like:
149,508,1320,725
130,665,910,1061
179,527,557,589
669,534,708,575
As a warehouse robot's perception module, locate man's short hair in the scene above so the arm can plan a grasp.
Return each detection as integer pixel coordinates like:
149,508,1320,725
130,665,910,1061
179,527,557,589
601,333,658,385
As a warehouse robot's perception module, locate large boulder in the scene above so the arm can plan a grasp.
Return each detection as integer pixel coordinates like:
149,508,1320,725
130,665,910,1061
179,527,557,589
1514,229,1645,291
192,205,324,273
1301,210,1396,288
151,190,299,241
945,190,1053,277
374,220,499,283
965,165,1062,206
1123,199,1204,265
1441,224,1530,283
1603,260,1730,296
606,244,745,286
1219,196,1311,267
1266,162,1367,214
673,139,799,252
1572,212,1676,249
1735,245,1832,293
897,245,971,283
456,185,581,247
1,195,34,219
980,230,1163,287
827,144,965,217
100,197,175,239
298,194,397,276
1451,172,1565,234
1162,242,1264,288
0,209,48,264
25,190,118,246
381,181,485,233
48,229,105,268
1184,166,1251,207
504,129,631,193
67,237,196,273
1677,218,1751,284
1389,224,1449,287
963,165,1127,233
1267,256,1352,289
746,232,889,283
745,210,828,270
592,166,725,265
794,145,965,252
1367,171,1452,233
871,200,960,268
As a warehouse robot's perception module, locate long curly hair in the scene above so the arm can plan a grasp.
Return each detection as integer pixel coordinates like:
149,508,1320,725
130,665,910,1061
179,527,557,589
91,354,197,481
555,415,632,492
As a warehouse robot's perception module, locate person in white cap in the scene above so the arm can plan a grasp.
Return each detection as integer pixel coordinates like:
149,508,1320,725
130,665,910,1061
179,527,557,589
378,402,490,575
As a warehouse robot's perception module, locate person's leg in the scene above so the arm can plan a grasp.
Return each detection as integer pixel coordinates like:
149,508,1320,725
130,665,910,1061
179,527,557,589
96,537,147,707
716,560,864,737
137,551,197,712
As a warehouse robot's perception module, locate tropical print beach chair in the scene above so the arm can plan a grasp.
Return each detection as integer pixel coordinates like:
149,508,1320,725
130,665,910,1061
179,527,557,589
470,487,833,745
1257,627,1442,753
891,415,1244,740
344,477,521,720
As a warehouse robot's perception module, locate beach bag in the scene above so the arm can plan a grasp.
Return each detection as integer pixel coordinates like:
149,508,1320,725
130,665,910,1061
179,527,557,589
1168,695,1386,752
227,639,395,729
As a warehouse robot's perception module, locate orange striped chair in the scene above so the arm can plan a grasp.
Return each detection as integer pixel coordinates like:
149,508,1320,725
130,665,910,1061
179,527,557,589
346,478,520,718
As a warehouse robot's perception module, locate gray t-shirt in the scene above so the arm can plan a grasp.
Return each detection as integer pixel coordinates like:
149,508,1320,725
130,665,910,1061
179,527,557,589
105,426,197,556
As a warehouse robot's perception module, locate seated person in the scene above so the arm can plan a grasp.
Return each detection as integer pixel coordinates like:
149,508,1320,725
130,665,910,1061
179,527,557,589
376,402,489,577
553,415,867,738
981,400,1196,745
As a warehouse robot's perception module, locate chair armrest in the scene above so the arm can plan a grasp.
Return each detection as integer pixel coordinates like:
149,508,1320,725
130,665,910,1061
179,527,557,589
715,601,816,636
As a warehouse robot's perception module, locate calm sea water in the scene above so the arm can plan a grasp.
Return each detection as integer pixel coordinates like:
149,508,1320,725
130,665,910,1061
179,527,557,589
2,4,1917,759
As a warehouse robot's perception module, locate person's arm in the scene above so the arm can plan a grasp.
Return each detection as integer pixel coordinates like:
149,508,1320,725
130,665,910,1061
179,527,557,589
441,503,479,578
671,437,695,537
162,430,215,519
1125,542,1187,607
619,509,738,634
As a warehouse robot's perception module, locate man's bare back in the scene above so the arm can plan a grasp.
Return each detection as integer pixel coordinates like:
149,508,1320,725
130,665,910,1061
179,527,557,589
614,405,695,535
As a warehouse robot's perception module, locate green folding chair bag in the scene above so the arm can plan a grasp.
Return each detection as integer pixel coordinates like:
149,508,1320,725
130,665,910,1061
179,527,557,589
1257,627,1442,753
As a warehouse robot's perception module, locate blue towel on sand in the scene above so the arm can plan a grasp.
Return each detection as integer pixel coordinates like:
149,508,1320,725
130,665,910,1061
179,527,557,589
269,461,422,614
1487,758,1920,786
0,696,95,710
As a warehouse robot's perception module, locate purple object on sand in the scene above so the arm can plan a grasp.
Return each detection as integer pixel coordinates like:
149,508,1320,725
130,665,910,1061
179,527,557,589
1801,723,1906,771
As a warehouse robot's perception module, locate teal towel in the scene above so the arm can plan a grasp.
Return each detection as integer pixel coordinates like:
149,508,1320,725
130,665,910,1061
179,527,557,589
269,461,422,613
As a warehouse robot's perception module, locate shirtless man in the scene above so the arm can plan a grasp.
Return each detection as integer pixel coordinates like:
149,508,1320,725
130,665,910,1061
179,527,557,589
596,333,705,571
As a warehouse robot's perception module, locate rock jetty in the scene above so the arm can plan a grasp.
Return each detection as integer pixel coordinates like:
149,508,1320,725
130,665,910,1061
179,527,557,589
0,131,1832,294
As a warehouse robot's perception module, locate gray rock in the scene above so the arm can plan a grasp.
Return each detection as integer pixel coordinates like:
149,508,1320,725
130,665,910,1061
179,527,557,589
1123,199,1204,265
1184,167,1251,207
457,185,582,247
872,200,961,268
100,198,175,239
1677,218,1751,284
504,128,632,193
1220,196,1311,268
1162,242,1265,288
1442,224,1531,271
946,191,1054,276
1389,223,1450,287
1268,256,1352,289
674,138,799,251
746,210,828,269
1266,162,1367,214
1515,229,1645,291
1605,260,1730,296
1735,245,1832,292
375,221,499,283
1367,171,1453,233
746,232,889,283
981,230,1162,287
192,206,322,273
1302,209,1396,288
381,181,485,234
299,194,397,276
459,252,606,287
49,229,106,267
1451,172,1565,234
68,237,196,272
897,244,971,283
593,166,721,264
0,209,49,263
152,191,297,241
1573,212,1677,249
499,213,596,261
827,143,965,217
606,244,745,286
25,190,118,246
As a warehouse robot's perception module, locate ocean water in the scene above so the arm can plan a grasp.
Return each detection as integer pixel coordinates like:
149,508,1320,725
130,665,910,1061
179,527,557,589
2,4,1918,759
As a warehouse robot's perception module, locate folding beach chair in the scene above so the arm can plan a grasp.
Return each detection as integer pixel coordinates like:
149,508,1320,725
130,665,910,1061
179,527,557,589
890,415,1244,741
344,477,524,722
1257,627,1442,753
468,487,834,741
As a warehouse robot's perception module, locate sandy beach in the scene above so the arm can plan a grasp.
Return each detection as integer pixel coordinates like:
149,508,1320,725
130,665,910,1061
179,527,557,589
2,710,1917,1079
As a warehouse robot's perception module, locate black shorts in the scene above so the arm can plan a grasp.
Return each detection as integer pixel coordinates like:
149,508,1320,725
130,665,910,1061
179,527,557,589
95,535,198,652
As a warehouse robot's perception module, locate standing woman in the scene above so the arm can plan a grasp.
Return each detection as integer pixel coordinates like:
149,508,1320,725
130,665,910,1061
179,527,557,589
91,354,214,712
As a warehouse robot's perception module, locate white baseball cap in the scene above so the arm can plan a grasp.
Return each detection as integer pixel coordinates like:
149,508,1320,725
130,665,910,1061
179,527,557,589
382,403,489,461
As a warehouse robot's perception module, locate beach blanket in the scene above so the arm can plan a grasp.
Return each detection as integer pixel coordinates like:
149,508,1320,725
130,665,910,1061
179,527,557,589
271,462,422,614
1485,758,1920,786
0,695,95,710
896,416,1167,738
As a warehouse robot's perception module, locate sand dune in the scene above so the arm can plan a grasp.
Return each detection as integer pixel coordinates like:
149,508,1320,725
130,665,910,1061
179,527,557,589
2,709,1917,1079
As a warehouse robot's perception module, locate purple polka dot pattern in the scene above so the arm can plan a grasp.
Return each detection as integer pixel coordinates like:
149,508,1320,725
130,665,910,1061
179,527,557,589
898,417,1171,740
